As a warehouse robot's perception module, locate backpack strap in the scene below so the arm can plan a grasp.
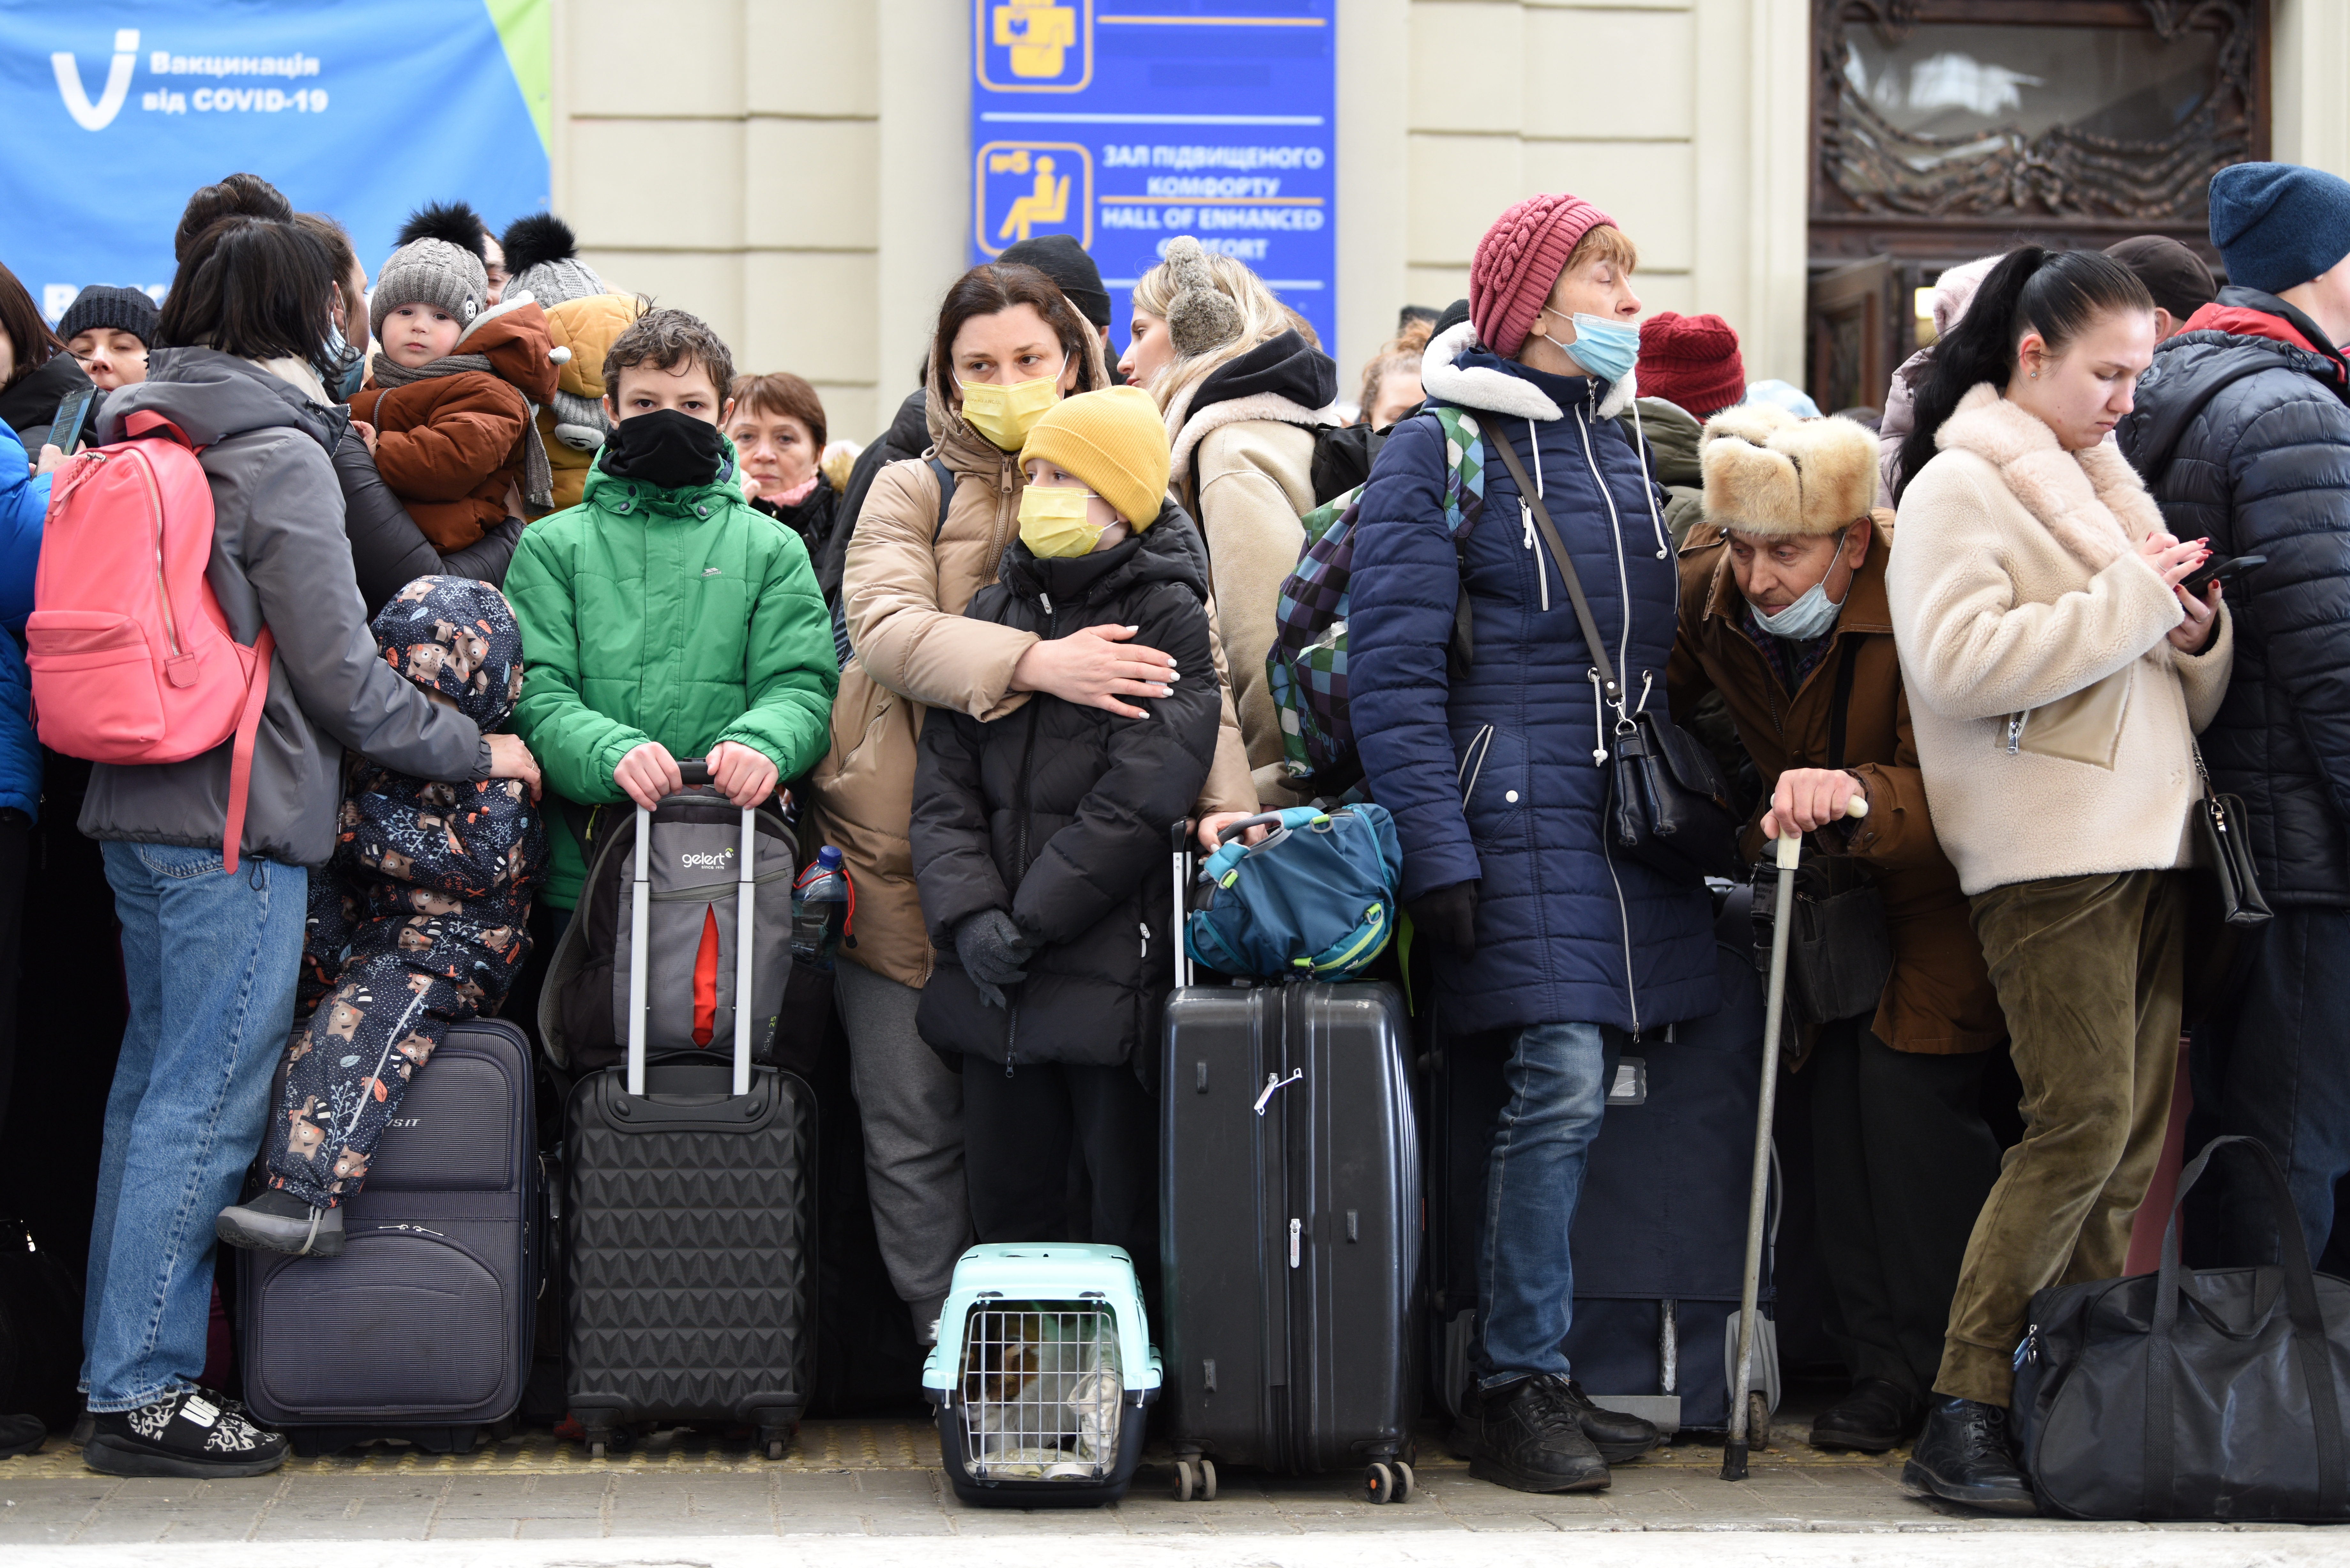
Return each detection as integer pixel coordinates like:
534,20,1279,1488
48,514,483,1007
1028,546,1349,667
927,456,955,543
119,409,198,451
219,627,275,876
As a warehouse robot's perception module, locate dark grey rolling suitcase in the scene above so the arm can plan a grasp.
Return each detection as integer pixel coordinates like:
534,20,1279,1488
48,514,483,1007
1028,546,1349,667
236,1018,540,1456
563,766,816,1459
1158,827,1421,1504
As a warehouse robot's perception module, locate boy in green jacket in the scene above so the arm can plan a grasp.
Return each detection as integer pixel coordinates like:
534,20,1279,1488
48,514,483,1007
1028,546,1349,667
504,307,838,915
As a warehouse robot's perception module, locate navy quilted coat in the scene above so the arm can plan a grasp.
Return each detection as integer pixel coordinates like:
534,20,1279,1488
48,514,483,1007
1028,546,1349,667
1348,325,1717,1036
2119,289,2350,908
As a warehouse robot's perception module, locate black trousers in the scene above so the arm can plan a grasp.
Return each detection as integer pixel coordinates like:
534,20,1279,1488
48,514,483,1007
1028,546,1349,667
962,1058,1159,1318
1808,1019,2003,1400
0,809,29,1137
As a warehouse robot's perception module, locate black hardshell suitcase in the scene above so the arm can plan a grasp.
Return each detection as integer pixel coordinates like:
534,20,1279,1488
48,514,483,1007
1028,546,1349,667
563,766,816,1458
1159,826,1421,1504
1428,895,1776,1438
236,1019,540,1455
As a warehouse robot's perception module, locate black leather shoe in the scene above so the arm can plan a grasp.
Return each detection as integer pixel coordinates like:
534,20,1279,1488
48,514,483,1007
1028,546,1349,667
1469,1374,1611,1494
0,1411,45,1459
1811,1377,1921,1452
1558,1378,1660,1462
1900,1396,2037,1514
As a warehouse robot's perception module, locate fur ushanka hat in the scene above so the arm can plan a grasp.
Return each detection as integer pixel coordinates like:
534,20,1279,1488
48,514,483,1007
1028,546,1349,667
1699,403,1879,539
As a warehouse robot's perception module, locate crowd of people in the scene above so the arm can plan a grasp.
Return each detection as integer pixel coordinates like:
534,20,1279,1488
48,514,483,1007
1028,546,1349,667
0,155,2346,1516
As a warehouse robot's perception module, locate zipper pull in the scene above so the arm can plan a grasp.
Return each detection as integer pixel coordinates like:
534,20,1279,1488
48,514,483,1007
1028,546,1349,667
1520,502,1535,550
2014,1323,2040,1371
1288,1217,1302,1269
1040,590,1053,615
1139,921,1149,958
2005,712,2026,755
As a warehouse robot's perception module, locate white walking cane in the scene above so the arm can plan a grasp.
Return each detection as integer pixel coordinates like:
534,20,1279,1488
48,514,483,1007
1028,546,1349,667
1722,793,1867,1482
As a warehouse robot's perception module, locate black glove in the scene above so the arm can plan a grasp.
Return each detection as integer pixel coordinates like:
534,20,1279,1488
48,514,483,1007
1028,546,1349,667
1408,879,1480,959
953,908,1035,1009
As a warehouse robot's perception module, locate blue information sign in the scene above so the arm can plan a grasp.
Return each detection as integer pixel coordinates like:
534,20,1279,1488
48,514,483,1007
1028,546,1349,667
968,1,1337,358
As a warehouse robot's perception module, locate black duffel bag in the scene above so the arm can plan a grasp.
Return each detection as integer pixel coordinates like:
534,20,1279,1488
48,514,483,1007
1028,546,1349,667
2011,1135,2350,1521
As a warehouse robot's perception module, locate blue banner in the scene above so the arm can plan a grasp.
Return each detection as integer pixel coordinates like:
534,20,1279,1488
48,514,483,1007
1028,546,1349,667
0,2,550,324
969,1,1337,356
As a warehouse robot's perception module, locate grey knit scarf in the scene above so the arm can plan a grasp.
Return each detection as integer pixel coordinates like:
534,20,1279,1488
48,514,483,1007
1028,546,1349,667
370,351,554,513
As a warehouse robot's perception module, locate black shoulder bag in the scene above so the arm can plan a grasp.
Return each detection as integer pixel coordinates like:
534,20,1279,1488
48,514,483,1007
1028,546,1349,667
1748,639,1895,1029
2192,738,2272,929
1480,425,1741,883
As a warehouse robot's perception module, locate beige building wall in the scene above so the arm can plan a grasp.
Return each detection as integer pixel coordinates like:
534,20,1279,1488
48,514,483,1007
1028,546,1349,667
548,1,2344,443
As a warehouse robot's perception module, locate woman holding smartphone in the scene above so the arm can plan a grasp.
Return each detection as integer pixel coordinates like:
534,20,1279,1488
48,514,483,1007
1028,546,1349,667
1885,246,2232,1513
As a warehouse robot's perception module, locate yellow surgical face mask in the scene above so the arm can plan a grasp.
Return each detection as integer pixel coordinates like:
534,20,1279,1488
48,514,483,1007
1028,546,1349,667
958,359,1065,451
1018,484,1107,559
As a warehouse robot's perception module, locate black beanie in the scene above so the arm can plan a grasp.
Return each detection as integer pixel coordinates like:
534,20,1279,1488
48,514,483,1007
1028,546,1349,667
999,234,1111,328
57,285,160,348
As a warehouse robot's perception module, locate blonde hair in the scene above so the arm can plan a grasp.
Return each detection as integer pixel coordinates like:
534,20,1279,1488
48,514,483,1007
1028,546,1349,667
1132,240,1320,424
1357,318,1432,423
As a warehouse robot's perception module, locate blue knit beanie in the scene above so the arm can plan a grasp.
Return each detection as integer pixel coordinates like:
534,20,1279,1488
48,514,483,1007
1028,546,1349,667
2209,162,2350,295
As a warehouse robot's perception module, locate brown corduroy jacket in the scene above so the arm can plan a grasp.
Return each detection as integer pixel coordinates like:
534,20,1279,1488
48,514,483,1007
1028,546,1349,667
1666,517,2004,1055
804,354,1255,989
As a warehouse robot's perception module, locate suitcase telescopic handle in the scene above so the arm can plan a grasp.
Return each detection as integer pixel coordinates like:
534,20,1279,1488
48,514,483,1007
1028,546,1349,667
625,758,760,1099
1170,820,1193,991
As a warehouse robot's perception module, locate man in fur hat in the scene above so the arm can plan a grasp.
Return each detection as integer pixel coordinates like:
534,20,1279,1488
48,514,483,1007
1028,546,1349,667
1665,406,2007,1457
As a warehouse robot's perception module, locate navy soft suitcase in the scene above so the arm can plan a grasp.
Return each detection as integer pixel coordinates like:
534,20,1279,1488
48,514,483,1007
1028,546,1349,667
236,1019,540,1455
1429,903,1775,1438
1159,827,1422,1504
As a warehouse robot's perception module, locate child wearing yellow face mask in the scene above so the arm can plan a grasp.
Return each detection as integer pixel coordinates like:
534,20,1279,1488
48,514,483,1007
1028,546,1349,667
908,385,1220,1310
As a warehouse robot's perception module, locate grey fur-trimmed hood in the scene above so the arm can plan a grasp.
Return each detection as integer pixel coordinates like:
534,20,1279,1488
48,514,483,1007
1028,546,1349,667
1418,318,1640,422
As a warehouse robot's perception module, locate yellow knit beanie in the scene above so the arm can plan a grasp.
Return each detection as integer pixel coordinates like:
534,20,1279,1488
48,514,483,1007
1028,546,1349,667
1020,386,1170,529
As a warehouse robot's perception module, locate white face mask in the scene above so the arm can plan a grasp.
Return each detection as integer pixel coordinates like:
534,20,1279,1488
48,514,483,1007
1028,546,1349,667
1749,527,1852,642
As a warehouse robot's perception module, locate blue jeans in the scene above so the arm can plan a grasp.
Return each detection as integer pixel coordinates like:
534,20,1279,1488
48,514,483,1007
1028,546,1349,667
1474,1020,1619,1386
82,842,305,1412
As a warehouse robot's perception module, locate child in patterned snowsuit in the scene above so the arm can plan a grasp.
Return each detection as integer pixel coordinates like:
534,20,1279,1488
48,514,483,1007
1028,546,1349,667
216,576,545,1258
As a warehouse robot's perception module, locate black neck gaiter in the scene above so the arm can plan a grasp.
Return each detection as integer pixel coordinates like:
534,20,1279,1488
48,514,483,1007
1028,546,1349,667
602,408,727,491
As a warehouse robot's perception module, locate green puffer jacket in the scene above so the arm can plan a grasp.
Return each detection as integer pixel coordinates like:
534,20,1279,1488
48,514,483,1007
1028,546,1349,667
505,449,839,908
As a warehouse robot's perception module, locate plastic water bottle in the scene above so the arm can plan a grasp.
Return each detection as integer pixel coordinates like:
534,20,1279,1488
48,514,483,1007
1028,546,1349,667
791,846,851,971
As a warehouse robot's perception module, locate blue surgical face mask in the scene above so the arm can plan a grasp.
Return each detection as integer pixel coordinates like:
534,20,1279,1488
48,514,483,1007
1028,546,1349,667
1750,528,1851,642
1541,311,1641,384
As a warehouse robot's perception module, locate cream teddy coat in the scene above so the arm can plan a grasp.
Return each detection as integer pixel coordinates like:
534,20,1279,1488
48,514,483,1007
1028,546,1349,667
1886,384,2234,896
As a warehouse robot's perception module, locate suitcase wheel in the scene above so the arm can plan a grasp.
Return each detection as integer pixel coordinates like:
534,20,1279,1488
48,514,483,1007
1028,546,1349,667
759,1427,790,1462
1171,1456,1218,1502
587,1440,607,1460
1365,1461,1412,1504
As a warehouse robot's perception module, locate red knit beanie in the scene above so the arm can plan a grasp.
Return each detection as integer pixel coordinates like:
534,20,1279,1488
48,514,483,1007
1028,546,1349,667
1637,312,1746,418
1469,192,1615,358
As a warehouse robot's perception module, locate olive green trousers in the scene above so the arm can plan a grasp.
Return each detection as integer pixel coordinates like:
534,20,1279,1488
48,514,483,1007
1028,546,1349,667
1934,869,2185,1406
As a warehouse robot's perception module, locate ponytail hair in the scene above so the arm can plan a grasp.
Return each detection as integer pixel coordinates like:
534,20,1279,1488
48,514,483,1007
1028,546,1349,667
1892,246,2154,501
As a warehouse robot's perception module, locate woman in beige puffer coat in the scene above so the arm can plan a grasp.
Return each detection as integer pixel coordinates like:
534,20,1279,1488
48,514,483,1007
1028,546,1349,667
804,260,1253,1340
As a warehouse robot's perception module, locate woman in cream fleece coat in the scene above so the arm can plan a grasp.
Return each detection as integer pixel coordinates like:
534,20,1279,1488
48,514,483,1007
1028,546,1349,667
1884,247,2231,1514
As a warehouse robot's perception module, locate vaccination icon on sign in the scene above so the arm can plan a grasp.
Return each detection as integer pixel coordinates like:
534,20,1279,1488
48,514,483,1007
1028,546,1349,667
976,0,1092,92
975,142,1092,257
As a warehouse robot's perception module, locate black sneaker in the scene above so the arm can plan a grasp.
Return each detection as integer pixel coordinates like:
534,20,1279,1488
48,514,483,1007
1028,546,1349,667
1812,1377,1921,1453
0,1411,45,1459
82,1388,289,1479
1900,1396,2036,1515
216,1189,344,1257
1557,1378,1661,1463
1469,1374,1611,1494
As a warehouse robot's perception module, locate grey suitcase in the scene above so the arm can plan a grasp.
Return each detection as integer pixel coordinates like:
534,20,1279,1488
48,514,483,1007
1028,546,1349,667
236,1019,540,1456
1158,826,1421,1504
563,763,816,1458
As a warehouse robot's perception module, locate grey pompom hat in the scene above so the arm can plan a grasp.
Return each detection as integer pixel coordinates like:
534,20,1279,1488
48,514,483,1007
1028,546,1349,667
369,237,487,341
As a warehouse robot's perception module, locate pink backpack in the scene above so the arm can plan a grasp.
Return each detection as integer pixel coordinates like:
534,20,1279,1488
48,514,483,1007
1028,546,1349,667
29,411,276,872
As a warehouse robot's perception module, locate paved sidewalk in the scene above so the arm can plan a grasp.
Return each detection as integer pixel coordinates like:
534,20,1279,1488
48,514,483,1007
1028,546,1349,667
0,1413,2335,1560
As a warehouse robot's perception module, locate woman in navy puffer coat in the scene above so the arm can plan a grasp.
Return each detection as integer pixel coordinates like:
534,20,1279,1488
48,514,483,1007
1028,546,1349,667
1350,196,1715,1496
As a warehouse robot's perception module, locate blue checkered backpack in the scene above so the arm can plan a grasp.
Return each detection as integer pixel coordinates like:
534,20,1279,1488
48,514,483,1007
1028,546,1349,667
1264,408,1487,791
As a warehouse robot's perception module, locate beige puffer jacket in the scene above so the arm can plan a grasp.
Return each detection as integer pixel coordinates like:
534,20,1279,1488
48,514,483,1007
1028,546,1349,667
1886,384,2234,896
1168,388,1321,804
805,353,1255,987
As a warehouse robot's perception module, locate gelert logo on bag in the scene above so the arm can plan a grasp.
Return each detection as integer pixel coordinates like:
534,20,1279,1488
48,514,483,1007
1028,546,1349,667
679,848,736,870
53,29,139,131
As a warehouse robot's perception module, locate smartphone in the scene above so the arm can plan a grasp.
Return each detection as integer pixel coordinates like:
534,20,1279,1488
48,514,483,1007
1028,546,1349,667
44,385,94,456
2179,552,2265,599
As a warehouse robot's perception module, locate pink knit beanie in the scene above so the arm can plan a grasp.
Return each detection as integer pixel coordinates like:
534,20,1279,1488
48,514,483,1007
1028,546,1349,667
1470,192,1616,358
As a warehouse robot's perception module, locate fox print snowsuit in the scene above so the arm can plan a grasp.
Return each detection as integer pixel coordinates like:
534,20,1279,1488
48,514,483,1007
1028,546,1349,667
267,577,546,1207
